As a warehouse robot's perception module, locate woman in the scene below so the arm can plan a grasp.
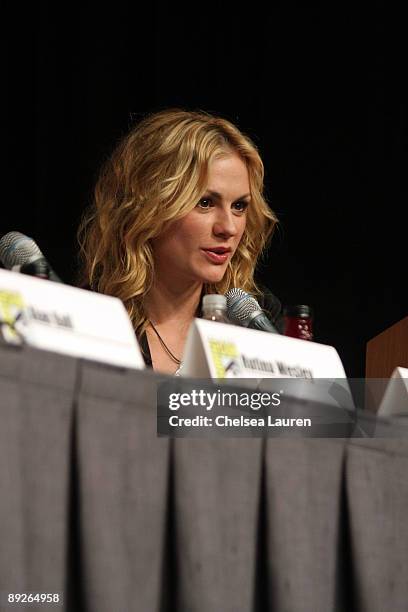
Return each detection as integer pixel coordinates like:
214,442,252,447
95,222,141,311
78,109,282,374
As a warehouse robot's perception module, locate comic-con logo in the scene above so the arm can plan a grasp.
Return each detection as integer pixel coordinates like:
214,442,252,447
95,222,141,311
208,339,243,378
0,290,26,344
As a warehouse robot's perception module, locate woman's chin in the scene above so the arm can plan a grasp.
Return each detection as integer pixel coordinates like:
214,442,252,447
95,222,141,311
198,269,227,284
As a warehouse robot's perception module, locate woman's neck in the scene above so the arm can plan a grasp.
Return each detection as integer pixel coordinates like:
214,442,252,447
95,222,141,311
144,279,203,330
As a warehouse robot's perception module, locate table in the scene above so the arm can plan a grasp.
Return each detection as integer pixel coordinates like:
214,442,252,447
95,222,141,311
1,343,408,612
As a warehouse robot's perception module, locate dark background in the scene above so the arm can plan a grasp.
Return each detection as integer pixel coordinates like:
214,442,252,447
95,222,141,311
4,3,406,377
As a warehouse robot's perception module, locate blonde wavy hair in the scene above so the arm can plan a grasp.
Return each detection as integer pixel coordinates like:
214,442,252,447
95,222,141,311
78,108,278,342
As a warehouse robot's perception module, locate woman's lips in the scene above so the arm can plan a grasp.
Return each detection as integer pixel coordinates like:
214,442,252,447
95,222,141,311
201,249,230,264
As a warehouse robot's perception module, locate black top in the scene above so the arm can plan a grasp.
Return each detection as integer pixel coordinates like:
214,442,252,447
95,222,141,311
139,288,284,367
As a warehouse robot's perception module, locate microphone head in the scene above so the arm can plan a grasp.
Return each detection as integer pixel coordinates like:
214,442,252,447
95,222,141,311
0,231,43,269
225,288,263,326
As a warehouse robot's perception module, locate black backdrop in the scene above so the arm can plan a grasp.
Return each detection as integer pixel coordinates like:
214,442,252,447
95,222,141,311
4,3,406,377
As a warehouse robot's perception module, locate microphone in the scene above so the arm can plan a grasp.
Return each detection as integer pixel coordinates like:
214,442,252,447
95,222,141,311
0,231,62,283
225,288,279,334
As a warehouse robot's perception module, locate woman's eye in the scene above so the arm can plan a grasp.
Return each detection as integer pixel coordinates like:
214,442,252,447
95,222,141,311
233,201,248,212
197,198,213,209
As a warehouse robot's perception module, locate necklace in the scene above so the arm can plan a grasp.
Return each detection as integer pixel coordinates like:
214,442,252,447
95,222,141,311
148,320,181,365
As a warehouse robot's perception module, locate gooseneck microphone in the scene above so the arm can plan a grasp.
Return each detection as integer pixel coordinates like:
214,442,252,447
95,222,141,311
225,288,279,334
0,231,62,283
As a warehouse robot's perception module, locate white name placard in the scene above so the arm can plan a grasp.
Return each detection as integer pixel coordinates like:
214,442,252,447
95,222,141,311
0,269,145,369
181,318,347,379
377,367,408,417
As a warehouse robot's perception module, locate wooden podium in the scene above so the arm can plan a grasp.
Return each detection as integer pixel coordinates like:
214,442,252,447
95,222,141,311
365,316,408,411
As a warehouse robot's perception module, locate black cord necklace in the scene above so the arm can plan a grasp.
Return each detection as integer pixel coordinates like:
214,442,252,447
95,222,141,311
148,320,181,365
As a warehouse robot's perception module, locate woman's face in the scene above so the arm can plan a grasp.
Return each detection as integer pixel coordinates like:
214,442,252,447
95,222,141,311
151,152,250,288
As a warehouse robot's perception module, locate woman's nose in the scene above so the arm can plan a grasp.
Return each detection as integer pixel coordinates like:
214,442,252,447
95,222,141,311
212,210,238,238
